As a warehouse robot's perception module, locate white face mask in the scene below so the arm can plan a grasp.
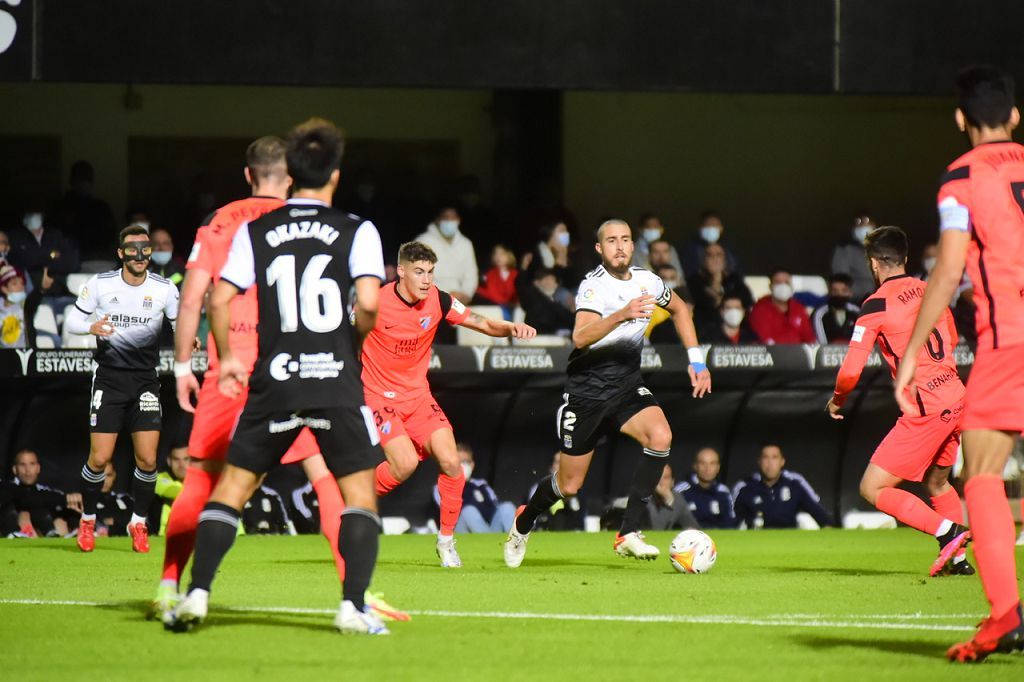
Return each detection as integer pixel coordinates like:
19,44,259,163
722,308,744,327
150,251,172,266
556,231,570,247
6,290,26,305
922,257,936,273
438,220,459,238
642,228,662,244
700,226,721,244
771,282,794,302
23,213,43,232
853,226,872,243
461,463,473,480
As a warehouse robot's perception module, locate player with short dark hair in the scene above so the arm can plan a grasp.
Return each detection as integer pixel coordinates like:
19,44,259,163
827,226,972,575
894,65,1024,662
364,240,535,566
167,118,390,635
65,223,180,553
504,219,711,567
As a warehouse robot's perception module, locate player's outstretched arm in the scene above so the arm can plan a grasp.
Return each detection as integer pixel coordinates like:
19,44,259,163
173,267,212,412
458,311,537,340
665,294,711,398
572,295,653,349
894,229,969,414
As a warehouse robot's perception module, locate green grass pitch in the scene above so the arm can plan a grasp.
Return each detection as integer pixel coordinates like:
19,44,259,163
0,529,1021,681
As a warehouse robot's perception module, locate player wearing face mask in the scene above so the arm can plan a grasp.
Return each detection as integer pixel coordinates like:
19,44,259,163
748,268,815,344
830,213,878,303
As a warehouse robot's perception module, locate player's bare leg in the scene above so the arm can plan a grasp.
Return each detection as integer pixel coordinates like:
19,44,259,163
614,407,671,560
334,468,388,635
860,463,969,576
374,435,420,495
948,429,1024,662
126,430,159,553
505,451,593,568
77,432,117,552
152,457,224,619
424,428,465,567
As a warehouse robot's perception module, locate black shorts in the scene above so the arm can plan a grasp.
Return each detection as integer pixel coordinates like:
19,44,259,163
90,366,162,433
556,384,659,455
228,405,384,478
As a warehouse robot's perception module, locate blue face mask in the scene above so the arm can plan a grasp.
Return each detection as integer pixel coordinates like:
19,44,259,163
439,220,459,238
556,232,570,247
150,251,173,266
6,291,27,304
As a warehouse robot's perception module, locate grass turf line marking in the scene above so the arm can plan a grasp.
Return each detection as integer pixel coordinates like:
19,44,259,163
0,598,974,632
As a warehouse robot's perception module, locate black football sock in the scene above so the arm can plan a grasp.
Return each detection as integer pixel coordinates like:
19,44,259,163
515,474,564,535
188,502,241,594
619,449,670,536
338,508,381,610
130,467,157,521
79,464,105,517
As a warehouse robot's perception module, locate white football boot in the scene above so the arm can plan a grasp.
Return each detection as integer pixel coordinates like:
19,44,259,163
164,588,209,631
614,531,660,560
436,536,463,568
503,506,530,568
334,599,390,635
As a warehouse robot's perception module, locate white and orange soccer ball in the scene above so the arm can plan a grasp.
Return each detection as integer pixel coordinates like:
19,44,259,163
668,530,717,574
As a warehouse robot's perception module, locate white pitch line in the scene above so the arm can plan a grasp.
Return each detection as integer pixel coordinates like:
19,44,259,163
0,598,975,632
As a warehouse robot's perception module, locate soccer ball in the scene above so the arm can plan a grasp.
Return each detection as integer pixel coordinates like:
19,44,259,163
668,530,717,574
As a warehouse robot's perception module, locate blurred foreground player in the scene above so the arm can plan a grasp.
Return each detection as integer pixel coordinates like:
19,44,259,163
363,240,535,567
827,226,973,576
166,118,390,635
153,137,406,623
895,65,1024,662
504,220,711,567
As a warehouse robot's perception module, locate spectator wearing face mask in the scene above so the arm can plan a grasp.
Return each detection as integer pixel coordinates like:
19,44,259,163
681,210,742,277
830,212,876,302
147,228,186,287
521,221,585,295
811,273,861,344
7,210,79,302
415,205,478,306
517,267,574,335
749,268,815,344
702,294,759,345
686,241,754,335
635,214,684,275
914,242,938,281
0,264,43,348
474,244,519,316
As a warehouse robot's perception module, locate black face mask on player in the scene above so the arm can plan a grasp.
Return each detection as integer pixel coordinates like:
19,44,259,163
120,241,153,263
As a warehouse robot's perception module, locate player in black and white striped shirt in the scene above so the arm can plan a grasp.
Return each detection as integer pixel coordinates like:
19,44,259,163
65,225,180,554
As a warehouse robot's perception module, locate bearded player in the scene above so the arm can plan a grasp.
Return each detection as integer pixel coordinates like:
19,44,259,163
153,136,405,622
362,241,535,567
826,226,972,576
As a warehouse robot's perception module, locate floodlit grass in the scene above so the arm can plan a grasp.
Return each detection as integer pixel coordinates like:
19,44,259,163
0,530,1021,681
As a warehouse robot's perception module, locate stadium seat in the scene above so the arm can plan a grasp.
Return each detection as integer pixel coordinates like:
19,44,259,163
512,306,526,324
35,335,56,349
744,275,770,301
33,303,58,336
61,304,96,348
792,274,828,297
66,273,91,296
456,305,509,346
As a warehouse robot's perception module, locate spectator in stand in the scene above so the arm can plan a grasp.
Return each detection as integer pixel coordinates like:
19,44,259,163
521,221,585,298
681,210,742,277
701,294,760,345
686,242,753,334
52,160,117,262
155,446,189,533
7,209,79,305
474,244,519,317
830,212,876,302
95,461,133,537
914,242,938,281
635,215,684,275
1,449,82,537
518,267,574,336
645,465,701,531
675,448,738,529
148,228,186,288
0,264,43,348
415,205,478,306
433,443,516,533
732,444,833,529
749,268,815,344
811,273,861,344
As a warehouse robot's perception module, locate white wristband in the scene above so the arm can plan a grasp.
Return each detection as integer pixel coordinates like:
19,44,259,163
687,347,705,365
173,360,193,378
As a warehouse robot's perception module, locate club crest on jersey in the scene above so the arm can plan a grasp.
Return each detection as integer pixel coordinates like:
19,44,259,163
143,295,153,310
419,316,432,330
582,288,595,300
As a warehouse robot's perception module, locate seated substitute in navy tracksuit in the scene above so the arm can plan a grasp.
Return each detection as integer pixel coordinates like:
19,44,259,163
731,470,833,529
675,473,738,529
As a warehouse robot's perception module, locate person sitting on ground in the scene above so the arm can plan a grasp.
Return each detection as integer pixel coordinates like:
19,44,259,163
433,443,517,533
